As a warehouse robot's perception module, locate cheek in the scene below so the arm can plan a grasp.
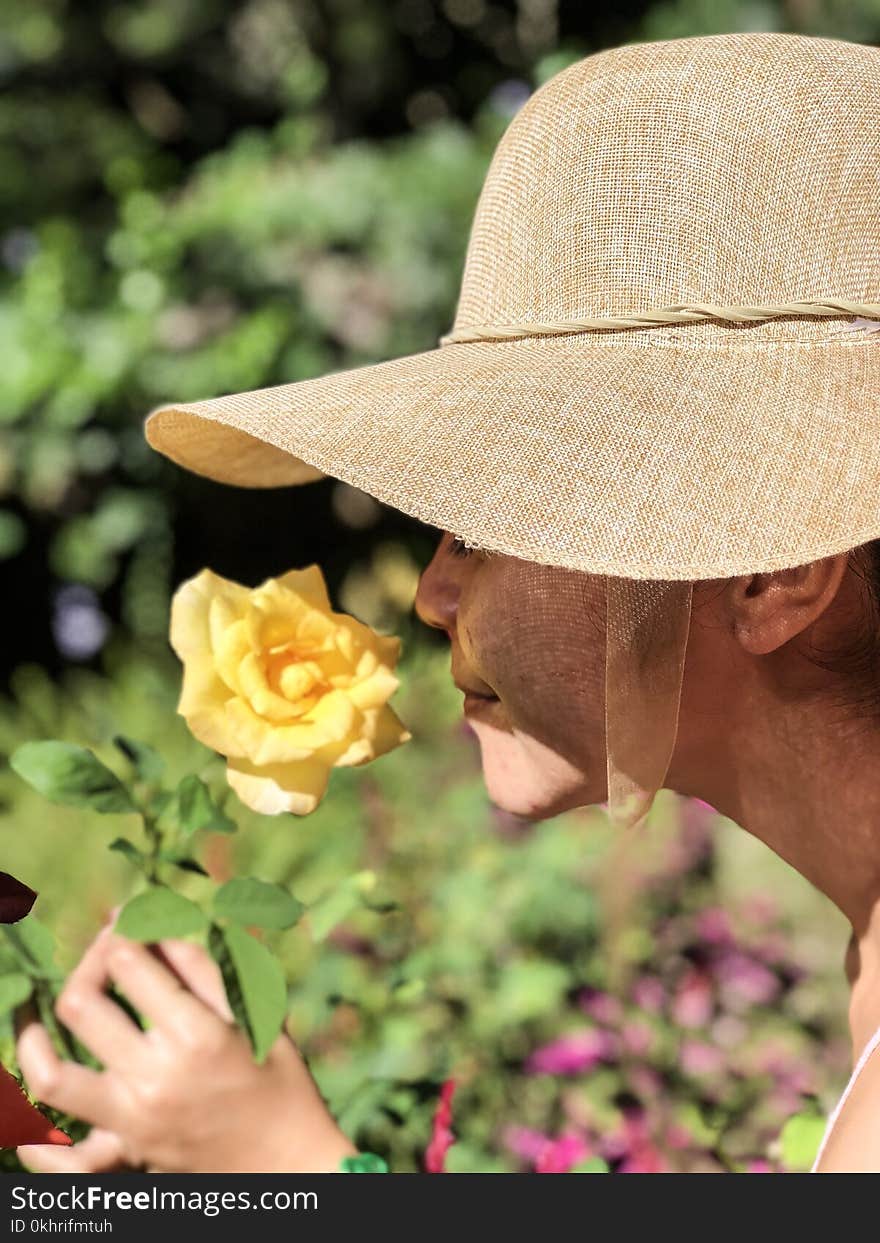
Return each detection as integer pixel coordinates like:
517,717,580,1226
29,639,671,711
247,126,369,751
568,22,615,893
461,577,607,768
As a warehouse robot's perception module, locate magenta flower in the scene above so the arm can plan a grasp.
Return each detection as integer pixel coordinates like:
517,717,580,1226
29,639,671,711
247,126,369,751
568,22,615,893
535,1132,591,1174
526,1027,615,1075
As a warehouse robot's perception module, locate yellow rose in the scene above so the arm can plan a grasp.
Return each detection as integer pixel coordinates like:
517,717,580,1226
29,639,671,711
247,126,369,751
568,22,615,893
169,566,410,815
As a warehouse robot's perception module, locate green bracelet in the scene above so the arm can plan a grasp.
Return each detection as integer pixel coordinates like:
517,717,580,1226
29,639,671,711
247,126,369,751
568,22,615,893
340,1153,389,1173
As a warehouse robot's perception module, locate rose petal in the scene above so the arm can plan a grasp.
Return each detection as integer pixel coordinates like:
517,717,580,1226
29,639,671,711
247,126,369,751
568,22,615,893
0,872,37,925
226,756,330,816
275,565,332,612
0,1066,71,1149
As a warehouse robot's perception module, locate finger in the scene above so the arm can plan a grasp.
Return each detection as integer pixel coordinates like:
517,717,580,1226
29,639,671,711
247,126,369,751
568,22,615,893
153,940,233,1022
55,928,145,1068
18,1128,130,1174
106,939,226,1046
17,1022,119,1130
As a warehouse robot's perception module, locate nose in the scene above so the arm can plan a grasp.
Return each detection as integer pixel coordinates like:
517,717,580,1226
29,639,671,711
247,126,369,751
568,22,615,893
414,533,465,635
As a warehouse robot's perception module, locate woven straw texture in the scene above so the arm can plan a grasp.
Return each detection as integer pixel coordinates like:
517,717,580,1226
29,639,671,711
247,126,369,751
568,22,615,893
146,32,880,581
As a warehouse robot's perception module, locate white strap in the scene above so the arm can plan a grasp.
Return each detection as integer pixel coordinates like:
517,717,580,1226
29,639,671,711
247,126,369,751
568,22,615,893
811,1022,880,1172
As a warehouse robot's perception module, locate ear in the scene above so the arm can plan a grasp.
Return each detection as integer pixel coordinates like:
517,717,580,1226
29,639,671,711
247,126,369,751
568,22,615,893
730,553,850,656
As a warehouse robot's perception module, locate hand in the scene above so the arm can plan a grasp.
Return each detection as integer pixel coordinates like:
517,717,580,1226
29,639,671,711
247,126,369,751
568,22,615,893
16,922,357,1173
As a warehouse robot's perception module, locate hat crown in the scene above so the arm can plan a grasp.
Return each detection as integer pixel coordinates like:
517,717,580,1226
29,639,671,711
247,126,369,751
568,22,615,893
451,33,880,337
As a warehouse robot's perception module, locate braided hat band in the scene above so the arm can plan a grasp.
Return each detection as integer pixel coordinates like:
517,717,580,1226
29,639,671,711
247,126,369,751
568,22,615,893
439,300,880,346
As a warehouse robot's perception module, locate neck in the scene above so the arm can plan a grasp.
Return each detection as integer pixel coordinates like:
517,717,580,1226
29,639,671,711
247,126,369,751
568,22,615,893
679,691,880,1055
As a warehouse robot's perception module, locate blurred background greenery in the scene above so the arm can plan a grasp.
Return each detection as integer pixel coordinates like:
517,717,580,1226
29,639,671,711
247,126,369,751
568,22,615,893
1,0,873,1171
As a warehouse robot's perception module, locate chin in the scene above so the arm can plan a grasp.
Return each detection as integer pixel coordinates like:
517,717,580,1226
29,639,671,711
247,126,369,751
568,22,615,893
469,717,599,821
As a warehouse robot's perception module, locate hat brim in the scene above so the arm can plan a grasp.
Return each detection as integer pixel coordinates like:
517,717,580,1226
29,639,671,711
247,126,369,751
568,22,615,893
145,335,880,580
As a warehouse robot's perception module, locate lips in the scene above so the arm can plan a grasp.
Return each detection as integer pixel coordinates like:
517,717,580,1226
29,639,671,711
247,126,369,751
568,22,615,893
456,683,498,701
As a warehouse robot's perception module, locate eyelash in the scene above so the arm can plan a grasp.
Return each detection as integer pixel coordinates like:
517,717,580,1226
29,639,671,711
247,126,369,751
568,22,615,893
449,536,474,558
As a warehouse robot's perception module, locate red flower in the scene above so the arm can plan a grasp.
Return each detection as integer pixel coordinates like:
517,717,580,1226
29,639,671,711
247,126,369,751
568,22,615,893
425,1078,456,1173
0,872,36,925
0,1067,71,1149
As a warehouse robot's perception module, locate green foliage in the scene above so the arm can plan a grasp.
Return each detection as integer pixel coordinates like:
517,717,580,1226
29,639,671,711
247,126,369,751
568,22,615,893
779,1110,827,1173
213,878,304,931
114,735,165,784
570,1157,610,1174
116,889,209,942
0,973,33,1016
0,643,854,1172
166,775,236,836
213,923,288,1064
11,741,136,814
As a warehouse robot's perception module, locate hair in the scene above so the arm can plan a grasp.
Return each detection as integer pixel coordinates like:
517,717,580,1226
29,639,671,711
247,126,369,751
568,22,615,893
805,540,880,725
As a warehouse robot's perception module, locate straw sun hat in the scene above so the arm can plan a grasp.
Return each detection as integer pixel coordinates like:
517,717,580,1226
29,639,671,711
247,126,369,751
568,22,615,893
145,31,880,828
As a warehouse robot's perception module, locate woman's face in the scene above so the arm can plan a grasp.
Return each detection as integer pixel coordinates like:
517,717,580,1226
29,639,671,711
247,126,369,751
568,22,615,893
415,530,865,833
414,532,609,819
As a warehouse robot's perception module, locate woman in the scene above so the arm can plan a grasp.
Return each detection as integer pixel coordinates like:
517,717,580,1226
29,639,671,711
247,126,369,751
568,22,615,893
15,31,880,1172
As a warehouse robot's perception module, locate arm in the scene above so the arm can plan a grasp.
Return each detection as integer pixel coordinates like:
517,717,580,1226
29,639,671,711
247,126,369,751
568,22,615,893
813,1039,880,1173
15,922,357,1174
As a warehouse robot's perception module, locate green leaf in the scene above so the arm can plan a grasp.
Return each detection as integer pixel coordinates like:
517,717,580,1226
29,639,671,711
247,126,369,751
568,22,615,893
11,741,136,814
174,776,236,835
0,971,32,1014
116,888,208,942
108,838,146,870
211,923,286,1063
158,851,209,877
2,916,63,980
307,871,385,943
780,1111,826,1172
569,1157,610,1173
209,923,249,1045
113,736,165,783
213,878,304,931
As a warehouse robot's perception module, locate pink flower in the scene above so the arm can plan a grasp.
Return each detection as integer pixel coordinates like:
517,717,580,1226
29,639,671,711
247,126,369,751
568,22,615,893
579,988,623,1025
535,1132,591,1174
694,907,734,946
715,951,780,1008
600,1110,651,1161
425,1079,456,1173
525,1028,615,1075
671,969,714,1028
621,1020,655,1057
665,1121,695,1151
619,1142,670,1173
627,1065,664,1099
746,1158,773,1173
680,1039,725,1077
631,975,666,1014
504,1126,556,1162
